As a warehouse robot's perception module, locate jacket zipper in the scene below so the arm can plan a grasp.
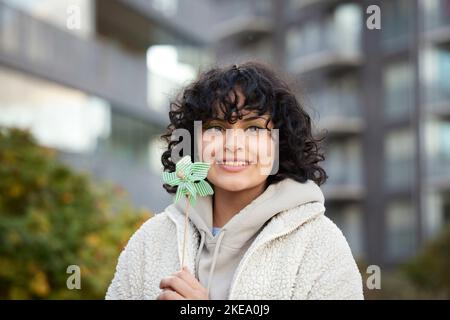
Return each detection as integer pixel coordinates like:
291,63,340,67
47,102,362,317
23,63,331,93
227,218,314,299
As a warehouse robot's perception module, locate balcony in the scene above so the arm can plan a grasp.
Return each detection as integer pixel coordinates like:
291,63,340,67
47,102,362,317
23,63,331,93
290,0,338,11
286,3,362,74
211,0,272,42
118,0,211,44
311,92,364,136
0,2,165,125
322,138,364,201
288,0,349,21
423,0,450,45
381,0,414,54
308,77,363,137
423,48,450,118
427,155,450,188
384,158,415,192
325,203,364,257
383,62,415,124
386,200,417,261
384,129,416,192
425,120,450,189
323,184,364,202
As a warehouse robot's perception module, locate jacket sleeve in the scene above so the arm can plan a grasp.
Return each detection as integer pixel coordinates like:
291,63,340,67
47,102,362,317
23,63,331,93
296,216,364,300
105,224,146,300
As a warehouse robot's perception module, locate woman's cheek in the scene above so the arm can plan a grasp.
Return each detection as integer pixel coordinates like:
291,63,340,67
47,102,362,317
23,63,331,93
201,134,223,164
256,134,275,175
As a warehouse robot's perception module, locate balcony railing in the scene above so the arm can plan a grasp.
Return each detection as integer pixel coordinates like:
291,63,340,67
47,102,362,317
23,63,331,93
212,0,272,40
286,3,362,74
381,0,414,50
426,120,450,183
325,165,362,189
322,139,364,200
385,158,415,191
423,48,450,114
120,0,212,43
290,0,333,10
306,74,363,135
309,86,360,118
424,0,450,32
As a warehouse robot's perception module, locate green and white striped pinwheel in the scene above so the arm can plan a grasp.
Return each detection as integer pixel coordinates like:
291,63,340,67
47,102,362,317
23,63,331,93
162,155,214,206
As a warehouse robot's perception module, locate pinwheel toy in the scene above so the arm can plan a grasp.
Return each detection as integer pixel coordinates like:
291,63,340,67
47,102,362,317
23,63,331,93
162,155,214,269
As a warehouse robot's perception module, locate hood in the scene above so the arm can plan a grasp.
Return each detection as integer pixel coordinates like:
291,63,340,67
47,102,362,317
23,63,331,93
168,177,325,297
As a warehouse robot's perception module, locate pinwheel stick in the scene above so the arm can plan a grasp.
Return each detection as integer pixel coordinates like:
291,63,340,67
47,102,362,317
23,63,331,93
161,156,214,271
181,192,191,270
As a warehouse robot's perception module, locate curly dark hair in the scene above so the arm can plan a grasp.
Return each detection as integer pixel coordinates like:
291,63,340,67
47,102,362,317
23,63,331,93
160,61,327,194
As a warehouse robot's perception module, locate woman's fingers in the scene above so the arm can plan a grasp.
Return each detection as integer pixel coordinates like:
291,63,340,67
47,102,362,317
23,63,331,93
156,289,185,300
176,267,204,291
158,267,209,300
159,275,196,298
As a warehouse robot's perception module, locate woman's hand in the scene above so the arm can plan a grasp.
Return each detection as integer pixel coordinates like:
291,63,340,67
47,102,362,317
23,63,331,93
157,266,209,300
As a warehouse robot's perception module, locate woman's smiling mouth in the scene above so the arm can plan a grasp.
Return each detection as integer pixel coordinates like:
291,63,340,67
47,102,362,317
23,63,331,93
216,160,251,172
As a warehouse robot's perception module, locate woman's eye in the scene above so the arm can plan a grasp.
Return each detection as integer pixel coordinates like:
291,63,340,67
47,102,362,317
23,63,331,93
246,125,265,132
205,126,224,132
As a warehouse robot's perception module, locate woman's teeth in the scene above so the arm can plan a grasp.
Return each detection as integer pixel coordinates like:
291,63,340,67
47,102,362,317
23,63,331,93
218,161,249,166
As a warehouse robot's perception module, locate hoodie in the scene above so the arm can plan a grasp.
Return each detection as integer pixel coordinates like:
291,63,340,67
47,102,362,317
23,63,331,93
173,177,325,300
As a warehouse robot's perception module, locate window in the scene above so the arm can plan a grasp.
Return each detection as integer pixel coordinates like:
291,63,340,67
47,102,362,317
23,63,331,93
327,204,364,259
381,0,413,49
331,3,361,55
146,45,197,113
308,74,361,123
324,138,362,187
1,0,94,38
425,120,450,178
423,47,450,106
424,0,450,31
384,129,415,190
383,62,414,121
0,66,110,153
286,3,361,62
107,112,160,170
424,191,450,240
151,0,178,16
386,200,416,260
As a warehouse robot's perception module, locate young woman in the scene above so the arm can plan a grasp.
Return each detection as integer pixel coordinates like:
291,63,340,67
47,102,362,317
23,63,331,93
106,62,364,300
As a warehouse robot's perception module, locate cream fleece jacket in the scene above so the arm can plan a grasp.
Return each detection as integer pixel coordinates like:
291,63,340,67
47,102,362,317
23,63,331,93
106,178,364,300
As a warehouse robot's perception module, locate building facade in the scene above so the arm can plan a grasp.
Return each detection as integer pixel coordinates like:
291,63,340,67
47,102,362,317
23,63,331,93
210,0,450,267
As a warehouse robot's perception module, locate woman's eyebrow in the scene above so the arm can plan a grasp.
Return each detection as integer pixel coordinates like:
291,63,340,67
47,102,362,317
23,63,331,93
241,116,267,122
206,116,268,124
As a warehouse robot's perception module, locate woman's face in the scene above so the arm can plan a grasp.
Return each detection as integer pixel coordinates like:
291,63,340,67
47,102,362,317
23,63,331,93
199,91,276,192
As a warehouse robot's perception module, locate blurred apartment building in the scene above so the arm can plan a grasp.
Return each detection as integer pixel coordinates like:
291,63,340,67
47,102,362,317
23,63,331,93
213,0,450,267
1,0,449,267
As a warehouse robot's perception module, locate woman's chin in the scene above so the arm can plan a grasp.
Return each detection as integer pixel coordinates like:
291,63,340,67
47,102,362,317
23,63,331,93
212,177,251,192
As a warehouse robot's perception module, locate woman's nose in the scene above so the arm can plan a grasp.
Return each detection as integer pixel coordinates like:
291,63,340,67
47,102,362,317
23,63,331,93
224,128,245,152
